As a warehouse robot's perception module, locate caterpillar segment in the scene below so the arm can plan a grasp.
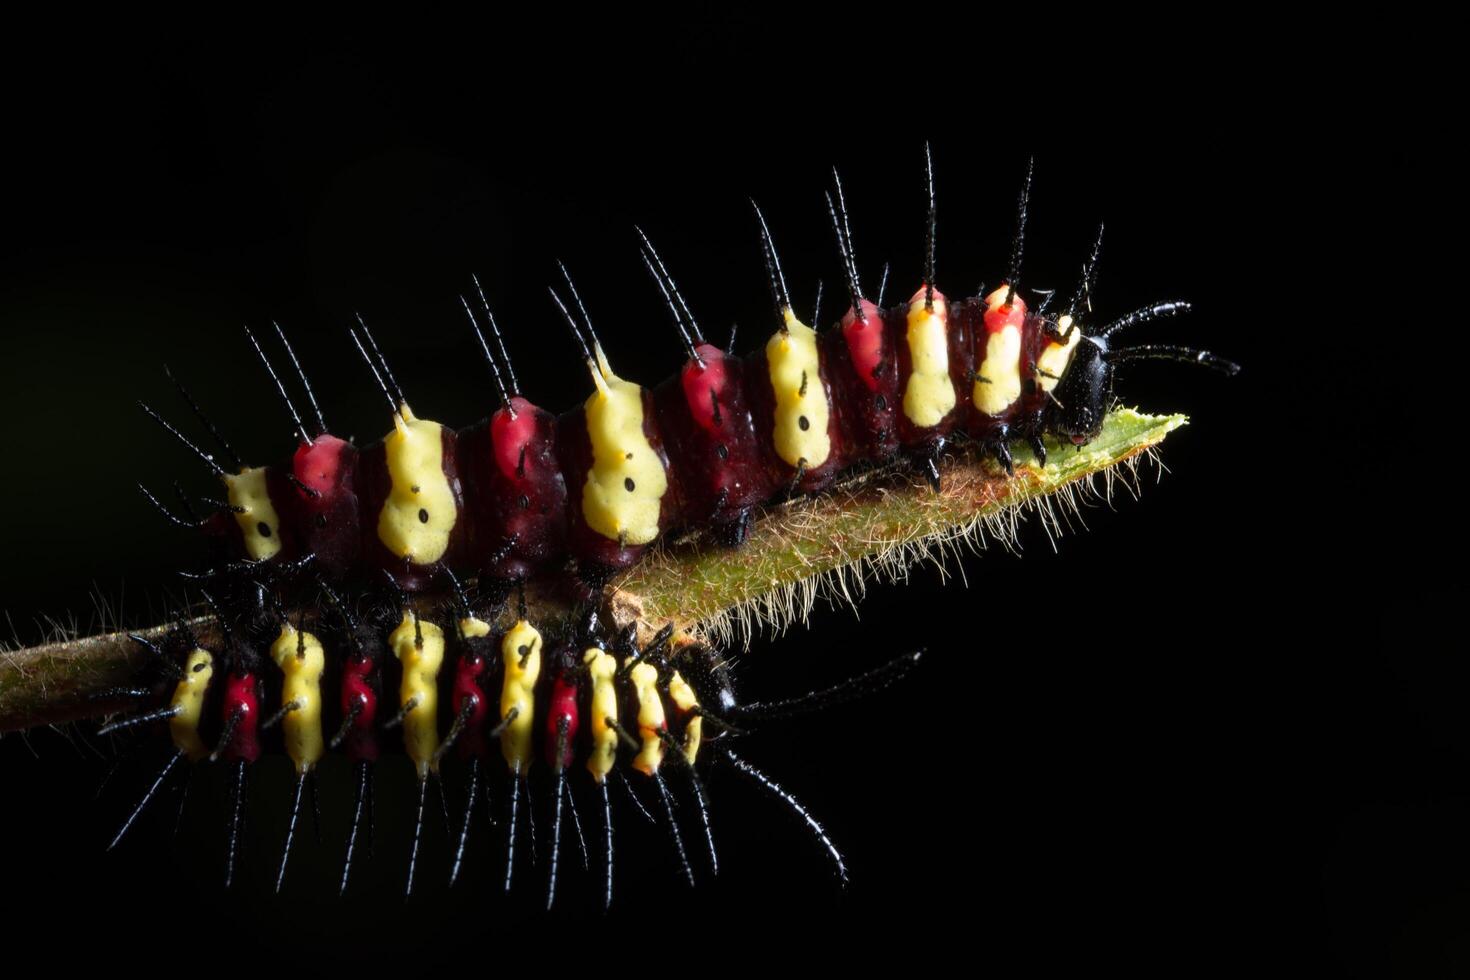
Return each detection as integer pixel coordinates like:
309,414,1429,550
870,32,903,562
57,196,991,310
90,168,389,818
444,613,496,887
550,268,675,582
97,634,215,852
266,621,325,892
320,580,384,895
639,230,772,546
459,286,570,590
750,201,845,495
168,648,215,762
387,608,447,895
543,645,583,908
498,615,543,892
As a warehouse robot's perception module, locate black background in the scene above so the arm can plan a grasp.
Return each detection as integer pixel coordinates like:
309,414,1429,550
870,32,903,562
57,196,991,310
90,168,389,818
0,16,1425,976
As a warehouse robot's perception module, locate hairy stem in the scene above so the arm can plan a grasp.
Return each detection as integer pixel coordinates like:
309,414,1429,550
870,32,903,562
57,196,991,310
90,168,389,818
0,409,1183,733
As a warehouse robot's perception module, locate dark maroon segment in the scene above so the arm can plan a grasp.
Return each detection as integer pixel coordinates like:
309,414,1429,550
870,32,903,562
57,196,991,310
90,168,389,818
962,296,1023,444
743,328,851,496
458,397,568,584
652,344,773,535
339,654,380,763
826,301,900,464
280,435,360,579
889,292,973,454
219,670,262,763
356,424,466,592
554,387,681,575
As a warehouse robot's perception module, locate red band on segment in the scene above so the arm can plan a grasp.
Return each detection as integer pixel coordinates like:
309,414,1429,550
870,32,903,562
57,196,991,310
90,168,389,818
841,300,886,392
983,287,1028,334
491,397,540,483
340,656,379,763
451,654,492,760
680,344,732,435
220,671,262,763
545,669,580,768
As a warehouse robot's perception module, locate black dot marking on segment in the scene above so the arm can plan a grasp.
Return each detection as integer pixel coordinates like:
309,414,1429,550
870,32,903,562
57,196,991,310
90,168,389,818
716,444,728,460
624,478,636,493
418,508,429,524
518,493,530,510
625,452,633,460
411,485,421,494
257,522,272,538
875,394,887,411
314,513,327,528
798,416,810,431
193,661,208,672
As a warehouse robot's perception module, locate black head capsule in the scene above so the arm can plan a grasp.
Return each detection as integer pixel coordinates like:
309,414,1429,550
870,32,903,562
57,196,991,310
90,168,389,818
1050,301,1239,444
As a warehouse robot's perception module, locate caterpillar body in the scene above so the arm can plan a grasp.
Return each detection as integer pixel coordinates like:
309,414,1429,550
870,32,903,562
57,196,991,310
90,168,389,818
90,150,1236,904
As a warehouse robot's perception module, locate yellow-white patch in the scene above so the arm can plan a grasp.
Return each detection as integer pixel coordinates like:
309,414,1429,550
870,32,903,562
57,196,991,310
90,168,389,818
584,647,618,782
499,619,543,772
972,326,1023,416
902,296,955,428
667,670,702,766
627,660,666,775
766,309,831,469
377,404,457,565
223,466,282,561
581,364,668,546
389,612,445,778
1036,314,1081,393
270,624,326,775
167,648,214,762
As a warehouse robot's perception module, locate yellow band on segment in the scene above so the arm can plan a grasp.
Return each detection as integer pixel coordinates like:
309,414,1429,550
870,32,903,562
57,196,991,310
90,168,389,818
1036,314,1081,393
627,660,666,776
269,625,326,775
499,619,543,773
973,325,1024,416
584,647,618,782
667,671,702,766
376,403,458,565
223,466,282,561
902,295,955,428
766,309,831,470
389,611,445,779
168,648,214,762
580,362,668,547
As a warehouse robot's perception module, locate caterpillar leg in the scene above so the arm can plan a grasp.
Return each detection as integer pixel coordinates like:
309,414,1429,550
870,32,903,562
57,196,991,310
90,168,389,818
1028,433,1048,467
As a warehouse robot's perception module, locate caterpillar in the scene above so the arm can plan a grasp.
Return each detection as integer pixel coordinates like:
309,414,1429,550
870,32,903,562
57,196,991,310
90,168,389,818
1,148,1235,908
